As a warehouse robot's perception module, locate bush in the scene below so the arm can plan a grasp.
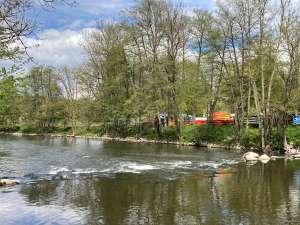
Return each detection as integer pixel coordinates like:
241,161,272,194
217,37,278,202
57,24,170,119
160,126,177,141
19,124,39,133
19,123,54,134
270,132,284,152
182,125,200,143
88,126,105,136
53,126,72,133
0,126,20,132
286,127,300,147
240,129,260,150
190,125,237,145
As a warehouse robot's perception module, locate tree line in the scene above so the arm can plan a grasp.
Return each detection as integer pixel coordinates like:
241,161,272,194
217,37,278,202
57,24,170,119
1,0,300,151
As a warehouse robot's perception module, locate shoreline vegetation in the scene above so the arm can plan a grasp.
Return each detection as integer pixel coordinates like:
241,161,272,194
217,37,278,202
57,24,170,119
1,124,300,152
2,0,300,154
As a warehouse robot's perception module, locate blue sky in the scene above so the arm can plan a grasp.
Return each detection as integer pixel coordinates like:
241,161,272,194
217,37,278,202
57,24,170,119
32,0,215,31
11,0,216,69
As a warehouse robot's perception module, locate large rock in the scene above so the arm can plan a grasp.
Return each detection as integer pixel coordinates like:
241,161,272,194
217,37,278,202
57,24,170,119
243,151,259,161
259,154,270,164
0,179,20,186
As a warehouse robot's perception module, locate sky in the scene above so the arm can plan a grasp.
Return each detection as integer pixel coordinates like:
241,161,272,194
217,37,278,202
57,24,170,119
6,0,217,69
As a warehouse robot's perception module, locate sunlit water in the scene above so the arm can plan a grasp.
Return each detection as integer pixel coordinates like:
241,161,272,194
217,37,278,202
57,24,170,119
0,135,300,225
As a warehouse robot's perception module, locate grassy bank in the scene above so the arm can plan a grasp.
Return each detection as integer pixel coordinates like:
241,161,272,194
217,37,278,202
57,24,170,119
1,124,300,150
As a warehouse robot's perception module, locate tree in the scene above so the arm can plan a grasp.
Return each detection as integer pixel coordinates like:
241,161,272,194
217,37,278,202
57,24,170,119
0,67,20,127
0,0,72,59
20,66,63,131
278,0,300,150
57,67,80,136
162,1,189,138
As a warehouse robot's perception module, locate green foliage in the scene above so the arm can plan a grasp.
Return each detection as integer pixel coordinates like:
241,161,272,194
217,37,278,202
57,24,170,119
240,129,261,150
270,131,284,152
19,66,65,132
0,126,20,132
190,125,237,145
19,124,40,134
160,126,178,141
286,127,300,147
0,70,20,126
3,0,300,152
181,125,199,143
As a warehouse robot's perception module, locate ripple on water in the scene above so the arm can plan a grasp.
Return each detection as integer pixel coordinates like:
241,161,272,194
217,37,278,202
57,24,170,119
48,166,70,175
40,158,241,181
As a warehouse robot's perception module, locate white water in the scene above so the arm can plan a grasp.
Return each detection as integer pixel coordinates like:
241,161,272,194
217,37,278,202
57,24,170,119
0,135,242,180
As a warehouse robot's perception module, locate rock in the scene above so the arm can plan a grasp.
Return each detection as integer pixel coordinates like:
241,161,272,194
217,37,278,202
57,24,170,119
284,137,299,155
259,154,270,164
259,154,270,161
293,154,300,159
0,179,20,186
243,151,259,161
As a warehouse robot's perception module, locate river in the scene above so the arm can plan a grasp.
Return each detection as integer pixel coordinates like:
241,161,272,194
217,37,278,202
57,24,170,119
0,135,300,225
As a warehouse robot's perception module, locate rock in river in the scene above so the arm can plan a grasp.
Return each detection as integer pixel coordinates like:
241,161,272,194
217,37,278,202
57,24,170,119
243,152,259,161
293,154,300,159
258,154,270,164
0,179,20,186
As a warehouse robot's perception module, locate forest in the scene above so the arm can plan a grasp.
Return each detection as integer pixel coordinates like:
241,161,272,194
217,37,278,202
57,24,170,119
1,0,300,152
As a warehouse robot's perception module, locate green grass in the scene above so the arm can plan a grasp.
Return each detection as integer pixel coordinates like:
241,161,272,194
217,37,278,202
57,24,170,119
286,126,300,147
182,125,237,145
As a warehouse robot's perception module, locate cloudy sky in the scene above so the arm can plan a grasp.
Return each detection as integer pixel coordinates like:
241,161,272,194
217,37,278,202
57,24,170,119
14,0,216,69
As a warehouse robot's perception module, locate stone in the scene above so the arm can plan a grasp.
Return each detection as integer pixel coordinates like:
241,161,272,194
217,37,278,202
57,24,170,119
259,154,270,161
284,137,299,155
243,151,259,161
293,154,300,159
0,179,20,186
259,154,270,164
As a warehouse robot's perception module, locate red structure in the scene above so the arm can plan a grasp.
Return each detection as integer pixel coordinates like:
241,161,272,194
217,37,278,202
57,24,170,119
193,112,235,125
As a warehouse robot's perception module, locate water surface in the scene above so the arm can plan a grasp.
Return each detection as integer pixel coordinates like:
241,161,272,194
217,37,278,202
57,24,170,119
0,135,300,225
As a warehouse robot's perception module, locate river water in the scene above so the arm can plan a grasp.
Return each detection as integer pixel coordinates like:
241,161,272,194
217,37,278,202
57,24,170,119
0,135,300,225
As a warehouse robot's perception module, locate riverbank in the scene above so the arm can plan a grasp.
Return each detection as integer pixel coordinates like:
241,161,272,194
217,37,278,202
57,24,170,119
1,124,300,151
0,132,242,151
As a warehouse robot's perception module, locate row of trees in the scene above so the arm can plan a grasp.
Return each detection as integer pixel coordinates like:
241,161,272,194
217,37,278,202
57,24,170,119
0,66,100,136
2,0,300,150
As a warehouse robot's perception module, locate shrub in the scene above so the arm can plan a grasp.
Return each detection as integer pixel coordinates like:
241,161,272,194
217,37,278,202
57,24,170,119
19,124,38,133
240,129,260,150
0,126,20,132
160,126,177,141
191,125,237,145
286,127,300,147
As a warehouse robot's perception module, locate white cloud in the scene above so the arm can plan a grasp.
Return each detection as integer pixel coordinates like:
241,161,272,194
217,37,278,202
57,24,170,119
75,0,135,15
1,0,217,71
22,28,96,69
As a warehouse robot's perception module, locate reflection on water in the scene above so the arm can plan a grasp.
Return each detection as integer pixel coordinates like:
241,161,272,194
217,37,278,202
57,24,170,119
0,136,300,225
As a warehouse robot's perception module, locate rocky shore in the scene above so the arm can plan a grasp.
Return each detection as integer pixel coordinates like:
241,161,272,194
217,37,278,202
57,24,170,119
0,132,242,151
